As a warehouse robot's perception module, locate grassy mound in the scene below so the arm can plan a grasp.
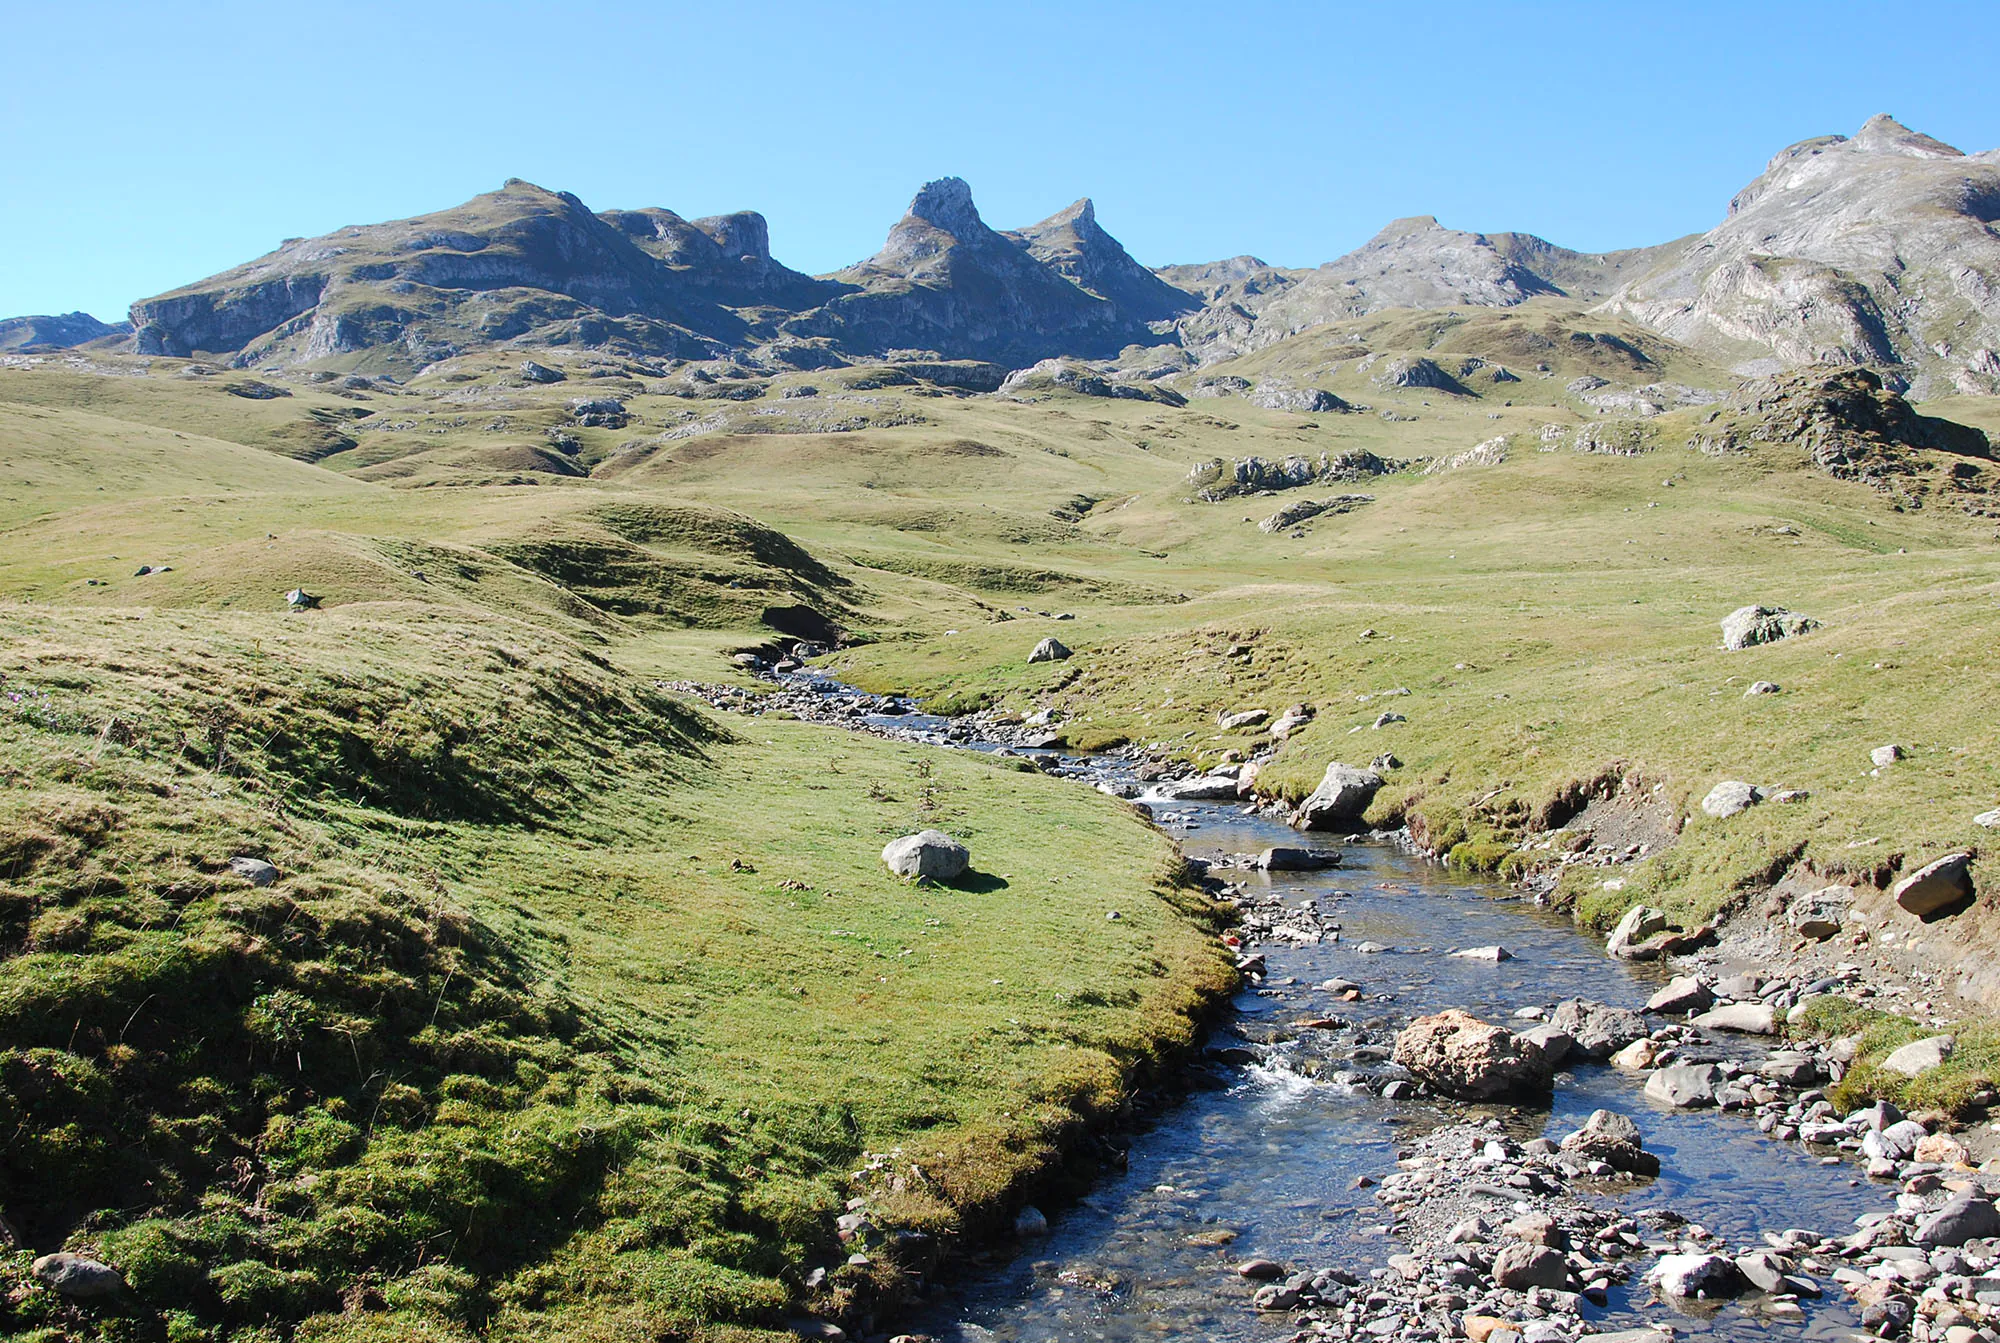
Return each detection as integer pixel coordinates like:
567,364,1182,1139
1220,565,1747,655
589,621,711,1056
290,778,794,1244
0,606,1228,1342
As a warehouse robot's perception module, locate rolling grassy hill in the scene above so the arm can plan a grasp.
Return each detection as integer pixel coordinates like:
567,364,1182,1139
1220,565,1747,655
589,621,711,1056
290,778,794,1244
1,316,1997,1340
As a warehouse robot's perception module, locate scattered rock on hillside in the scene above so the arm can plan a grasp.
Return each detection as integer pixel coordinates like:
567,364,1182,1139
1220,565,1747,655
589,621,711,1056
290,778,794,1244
998,358,1185,405
1745,680,1781,695
1880,1034,1955,1078
568,396,629,428
1218,708,1268,730
1975,807,2000,828
1293,761,1385,831
1392,1009,1553,1100
284,588,319,611
31,1254,124,1299
1871,743,1905,767
1270,703,1315,739
1246,382,1349,413
1374,356,1461,392
520,359,566,383
1258,494,1374,533
882,830,970,882
1701,780,1764,819
1027,637,1072,664
1892,852,1973,916
1720,604,1819,650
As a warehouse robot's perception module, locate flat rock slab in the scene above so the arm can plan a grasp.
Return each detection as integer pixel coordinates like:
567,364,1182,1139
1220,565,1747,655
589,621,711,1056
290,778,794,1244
1693,1002,1778,1034
1893,853,1974,916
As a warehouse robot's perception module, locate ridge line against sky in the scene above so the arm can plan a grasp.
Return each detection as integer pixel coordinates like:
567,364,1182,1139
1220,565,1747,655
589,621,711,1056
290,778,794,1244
4,0,1999,320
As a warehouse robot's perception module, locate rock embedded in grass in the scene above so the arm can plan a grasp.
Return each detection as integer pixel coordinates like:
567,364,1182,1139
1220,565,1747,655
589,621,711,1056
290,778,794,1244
1027,636,1071,663
227,856,280,887
31,1254,124,1298
1872,743,1907,767
1700,780,1764,819
1720,604,1820,650
881,829,970,882
1879,1033,1955,1077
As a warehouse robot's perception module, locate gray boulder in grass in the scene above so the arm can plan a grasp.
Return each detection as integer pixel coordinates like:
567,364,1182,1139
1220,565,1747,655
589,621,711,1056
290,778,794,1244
882,830,970,882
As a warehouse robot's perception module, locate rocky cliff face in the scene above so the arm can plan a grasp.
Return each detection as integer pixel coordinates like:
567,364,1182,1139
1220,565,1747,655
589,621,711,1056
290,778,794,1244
780,178,1156,363
1006,198,1196,325
1601,116,2000,394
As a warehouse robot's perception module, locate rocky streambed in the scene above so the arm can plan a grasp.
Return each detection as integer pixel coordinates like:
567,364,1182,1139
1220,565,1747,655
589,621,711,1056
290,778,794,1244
667,667,2000,1343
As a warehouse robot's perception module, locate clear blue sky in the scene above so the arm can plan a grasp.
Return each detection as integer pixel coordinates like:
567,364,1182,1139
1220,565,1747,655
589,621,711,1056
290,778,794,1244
5,0,1998,321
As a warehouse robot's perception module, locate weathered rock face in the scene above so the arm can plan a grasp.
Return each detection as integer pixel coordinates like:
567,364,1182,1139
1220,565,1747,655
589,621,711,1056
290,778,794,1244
1603,115,2000,393
1893,853,1975,916
1187,451,1395,501
1720,605,1819,651
882,830,970,882
789,178,1149,364
1006,197,1197,325
1259,495,1374,533
1391,1009,1553,1100
1293,762,1386,831
998,357,1186,405
1373,355,1465,392
1690,367,1990,493
1244,217,1565,350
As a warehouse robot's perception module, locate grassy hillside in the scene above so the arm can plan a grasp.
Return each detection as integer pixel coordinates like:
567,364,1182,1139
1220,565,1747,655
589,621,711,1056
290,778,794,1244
1,321,1996,1338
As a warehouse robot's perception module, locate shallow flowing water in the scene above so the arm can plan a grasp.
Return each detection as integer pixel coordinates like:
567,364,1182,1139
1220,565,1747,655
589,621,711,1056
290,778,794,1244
793,678,1891,1341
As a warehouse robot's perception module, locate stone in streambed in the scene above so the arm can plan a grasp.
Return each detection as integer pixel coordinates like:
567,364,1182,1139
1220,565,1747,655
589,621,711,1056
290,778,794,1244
1606,904,1671,959
1693,1001,1778,1034
1548,998,1648,1058
1645,975,1714,1015
1645,1062,1723,1108
1491,1242,1571,1290
1392,1009,1553,1100
1652,1252,1744,1298
1559,1108,1661,1177
1293,761,1385,831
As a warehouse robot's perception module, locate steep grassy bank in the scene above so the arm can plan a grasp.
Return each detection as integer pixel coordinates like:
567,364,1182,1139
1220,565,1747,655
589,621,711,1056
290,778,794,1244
0,604,1230,1342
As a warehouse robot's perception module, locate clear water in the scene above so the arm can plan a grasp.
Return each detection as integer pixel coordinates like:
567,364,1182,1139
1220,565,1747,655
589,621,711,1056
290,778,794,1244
809,685,1889,1340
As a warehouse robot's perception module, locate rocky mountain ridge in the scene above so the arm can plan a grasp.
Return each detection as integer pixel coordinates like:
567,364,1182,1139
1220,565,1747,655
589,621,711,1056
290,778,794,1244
16,115,1999,396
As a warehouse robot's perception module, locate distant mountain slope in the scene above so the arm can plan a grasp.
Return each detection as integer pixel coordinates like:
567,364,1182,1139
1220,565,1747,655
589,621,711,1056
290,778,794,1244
7,113,1987,396
0,311,130,352
128,180,748,367
1601,115,2000,394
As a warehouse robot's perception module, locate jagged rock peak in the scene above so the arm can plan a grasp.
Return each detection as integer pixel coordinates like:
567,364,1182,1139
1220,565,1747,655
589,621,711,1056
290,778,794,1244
1851,113,1964,159
906,177,985,236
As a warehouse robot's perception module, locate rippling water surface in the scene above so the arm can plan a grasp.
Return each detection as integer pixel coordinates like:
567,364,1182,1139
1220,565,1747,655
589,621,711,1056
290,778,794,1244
830,692,1891,1342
